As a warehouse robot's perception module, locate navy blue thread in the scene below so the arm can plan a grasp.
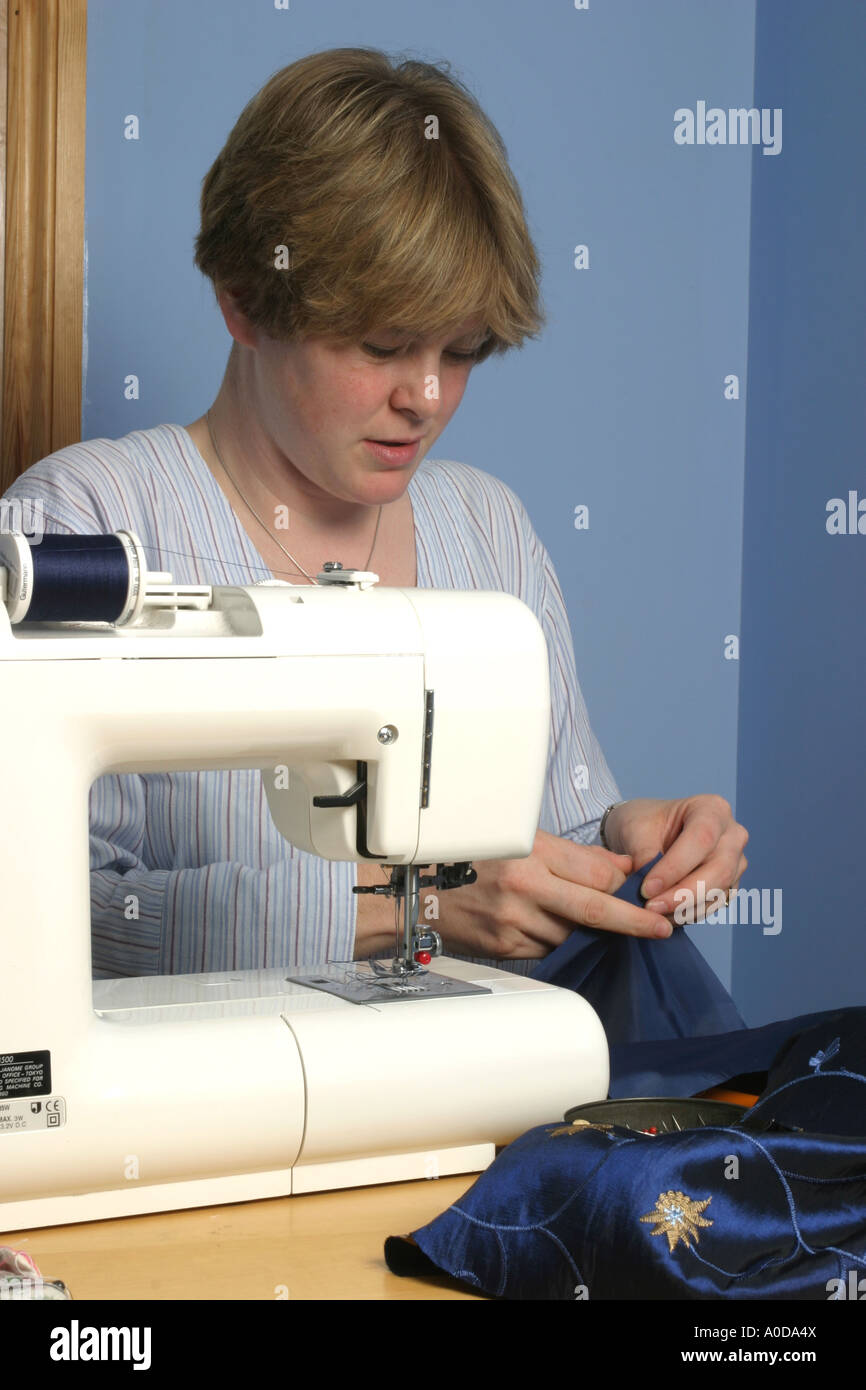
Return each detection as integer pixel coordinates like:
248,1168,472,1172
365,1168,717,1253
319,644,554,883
452,1135,636,1232
537,1225,584,1289
492,1227,508,1299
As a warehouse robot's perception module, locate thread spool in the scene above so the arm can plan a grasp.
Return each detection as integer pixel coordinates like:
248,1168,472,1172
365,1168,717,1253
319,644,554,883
0,531,154,626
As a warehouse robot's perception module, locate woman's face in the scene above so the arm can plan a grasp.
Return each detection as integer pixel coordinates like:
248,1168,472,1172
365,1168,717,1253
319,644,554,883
246,315,489,509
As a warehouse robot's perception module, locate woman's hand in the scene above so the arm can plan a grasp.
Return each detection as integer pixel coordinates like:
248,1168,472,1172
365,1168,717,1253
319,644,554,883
421,830,675,961
602,796,749,923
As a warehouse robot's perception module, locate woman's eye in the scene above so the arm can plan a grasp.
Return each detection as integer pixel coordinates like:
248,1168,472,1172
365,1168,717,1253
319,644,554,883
362,343,480,362
362,343,398,358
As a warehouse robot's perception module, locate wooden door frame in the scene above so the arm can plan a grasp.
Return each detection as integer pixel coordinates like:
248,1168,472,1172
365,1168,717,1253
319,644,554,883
1,0,87,493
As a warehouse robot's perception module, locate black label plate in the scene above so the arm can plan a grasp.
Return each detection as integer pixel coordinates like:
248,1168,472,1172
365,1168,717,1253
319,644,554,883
0,1050,52,1100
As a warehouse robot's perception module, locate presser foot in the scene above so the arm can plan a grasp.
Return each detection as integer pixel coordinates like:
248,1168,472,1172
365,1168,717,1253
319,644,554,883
287,861,489,1003
352,861,477,975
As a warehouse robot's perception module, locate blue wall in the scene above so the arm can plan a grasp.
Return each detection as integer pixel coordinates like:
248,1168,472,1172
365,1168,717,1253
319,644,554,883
733,0,866,1023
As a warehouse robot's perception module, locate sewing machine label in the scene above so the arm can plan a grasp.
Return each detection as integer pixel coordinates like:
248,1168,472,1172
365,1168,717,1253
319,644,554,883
0,1096,66,1134
0,1049,51,1099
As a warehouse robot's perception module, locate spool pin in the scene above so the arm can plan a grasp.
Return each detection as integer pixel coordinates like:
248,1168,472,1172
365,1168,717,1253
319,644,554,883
0,531,212,626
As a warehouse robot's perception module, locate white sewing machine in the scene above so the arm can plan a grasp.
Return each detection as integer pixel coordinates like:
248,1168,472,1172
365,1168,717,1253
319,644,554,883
0,533,608,1232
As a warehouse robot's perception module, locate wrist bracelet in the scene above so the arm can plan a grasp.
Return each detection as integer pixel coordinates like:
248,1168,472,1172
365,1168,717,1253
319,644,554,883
599,802,624,850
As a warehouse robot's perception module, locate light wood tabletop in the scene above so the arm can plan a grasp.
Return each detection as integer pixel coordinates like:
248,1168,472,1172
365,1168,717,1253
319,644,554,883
1,1174,483,1301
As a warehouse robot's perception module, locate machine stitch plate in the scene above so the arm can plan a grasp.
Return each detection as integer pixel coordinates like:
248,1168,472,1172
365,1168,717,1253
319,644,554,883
286,963,491,1004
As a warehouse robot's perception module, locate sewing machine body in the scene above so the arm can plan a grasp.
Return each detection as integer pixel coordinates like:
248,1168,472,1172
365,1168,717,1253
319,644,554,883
0,578,609,1231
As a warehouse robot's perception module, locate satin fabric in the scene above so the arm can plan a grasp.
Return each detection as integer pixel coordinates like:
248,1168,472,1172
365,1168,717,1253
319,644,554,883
530,853,746,1050
609,1011,855,1099
529,852,847,1097
386,1011,866,1299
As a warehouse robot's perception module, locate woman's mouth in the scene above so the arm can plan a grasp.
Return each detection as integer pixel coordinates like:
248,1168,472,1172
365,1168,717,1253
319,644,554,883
363,439,421,464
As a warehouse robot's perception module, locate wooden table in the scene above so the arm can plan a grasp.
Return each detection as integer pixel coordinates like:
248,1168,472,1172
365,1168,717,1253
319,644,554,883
1,1175,482,1301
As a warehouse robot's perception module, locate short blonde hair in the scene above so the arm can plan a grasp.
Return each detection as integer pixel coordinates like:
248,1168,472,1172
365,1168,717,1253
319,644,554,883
193,47,545,360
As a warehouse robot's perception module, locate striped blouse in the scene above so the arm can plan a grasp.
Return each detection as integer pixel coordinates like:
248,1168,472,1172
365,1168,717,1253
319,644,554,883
2,424,621,979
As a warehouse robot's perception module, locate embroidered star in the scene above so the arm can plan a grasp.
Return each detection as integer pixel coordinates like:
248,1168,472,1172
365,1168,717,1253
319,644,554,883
547,1119,617,1138
640,1190,713,1253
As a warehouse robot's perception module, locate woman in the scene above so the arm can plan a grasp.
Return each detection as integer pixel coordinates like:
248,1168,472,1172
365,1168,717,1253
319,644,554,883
3,48,746,1009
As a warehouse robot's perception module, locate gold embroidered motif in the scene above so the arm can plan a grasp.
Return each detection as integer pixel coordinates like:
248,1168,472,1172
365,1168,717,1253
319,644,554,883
547,1119,616,1138
640,1190,713,1253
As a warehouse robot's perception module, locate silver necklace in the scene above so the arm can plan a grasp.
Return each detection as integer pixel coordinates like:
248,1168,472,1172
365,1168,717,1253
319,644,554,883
205,409,383,585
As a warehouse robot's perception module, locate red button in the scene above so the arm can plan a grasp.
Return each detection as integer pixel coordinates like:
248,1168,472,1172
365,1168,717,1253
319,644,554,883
414,950,432,965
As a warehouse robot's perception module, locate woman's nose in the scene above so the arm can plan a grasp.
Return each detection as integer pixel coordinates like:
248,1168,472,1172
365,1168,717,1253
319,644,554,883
389,362,446,418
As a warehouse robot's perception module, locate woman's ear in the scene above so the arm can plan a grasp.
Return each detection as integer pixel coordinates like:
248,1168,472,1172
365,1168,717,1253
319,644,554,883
215,288,259,350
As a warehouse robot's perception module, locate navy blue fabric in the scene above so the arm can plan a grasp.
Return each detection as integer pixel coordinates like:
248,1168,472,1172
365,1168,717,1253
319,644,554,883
609,1011,850,1099
386,1011,866,1299
531,854,746,1052
527,854,853,1096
